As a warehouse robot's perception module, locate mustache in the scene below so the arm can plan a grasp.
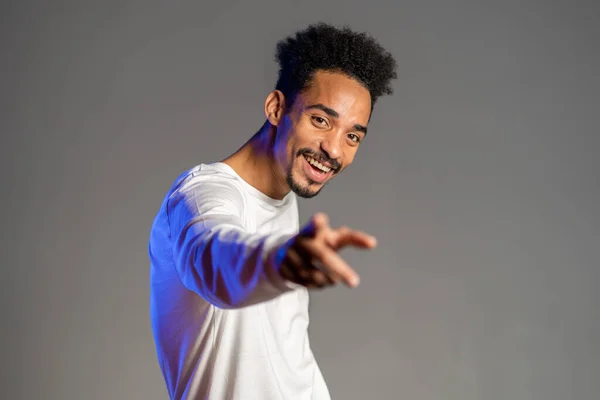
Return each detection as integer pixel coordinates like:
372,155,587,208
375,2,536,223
297,148,341,172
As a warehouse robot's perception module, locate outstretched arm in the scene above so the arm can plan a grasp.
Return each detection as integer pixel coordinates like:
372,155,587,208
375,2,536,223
167,181,296,309
165,179,377,308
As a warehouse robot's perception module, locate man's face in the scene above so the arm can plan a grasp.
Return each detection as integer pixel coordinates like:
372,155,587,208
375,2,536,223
274,70,372,198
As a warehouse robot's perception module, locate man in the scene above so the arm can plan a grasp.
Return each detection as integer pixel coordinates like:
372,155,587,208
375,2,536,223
148,23,397,399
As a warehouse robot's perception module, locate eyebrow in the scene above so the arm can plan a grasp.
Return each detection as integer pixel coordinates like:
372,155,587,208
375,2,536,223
306,103,368,135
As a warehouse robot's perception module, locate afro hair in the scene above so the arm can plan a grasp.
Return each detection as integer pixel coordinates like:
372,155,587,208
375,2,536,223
274,23,397,109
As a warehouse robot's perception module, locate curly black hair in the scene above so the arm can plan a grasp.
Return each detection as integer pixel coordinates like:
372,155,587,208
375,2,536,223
274,23,397,110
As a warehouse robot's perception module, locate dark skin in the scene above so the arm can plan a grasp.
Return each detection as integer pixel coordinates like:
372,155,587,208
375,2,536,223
223,70,376,289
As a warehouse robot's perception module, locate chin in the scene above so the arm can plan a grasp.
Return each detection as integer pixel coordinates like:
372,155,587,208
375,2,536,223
293,186,322,199
286,173,324,199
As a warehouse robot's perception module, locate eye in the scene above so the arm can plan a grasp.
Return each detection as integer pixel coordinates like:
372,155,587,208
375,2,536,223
311,116,328,127
347,133,361,143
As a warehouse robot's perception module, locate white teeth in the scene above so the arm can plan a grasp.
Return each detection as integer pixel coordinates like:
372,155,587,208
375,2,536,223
306,156,331,173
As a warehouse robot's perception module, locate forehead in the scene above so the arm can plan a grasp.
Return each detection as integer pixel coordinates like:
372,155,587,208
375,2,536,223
294,70,372,123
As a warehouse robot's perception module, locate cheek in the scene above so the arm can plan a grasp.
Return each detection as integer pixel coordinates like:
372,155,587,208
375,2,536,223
281,118,308,158
275,125,300,167
341,148,359,168
282,131,298,162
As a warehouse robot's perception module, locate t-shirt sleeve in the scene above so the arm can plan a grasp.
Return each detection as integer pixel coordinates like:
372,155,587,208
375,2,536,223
166,178,298,309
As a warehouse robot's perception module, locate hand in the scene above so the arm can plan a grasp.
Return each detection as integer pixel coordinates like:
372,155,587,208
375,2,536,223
279,213,377,289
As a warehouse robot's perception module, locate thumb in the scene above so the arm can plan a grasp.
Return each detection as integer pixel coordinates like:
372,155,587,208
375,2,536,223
300,212,329,238
313,212,329,230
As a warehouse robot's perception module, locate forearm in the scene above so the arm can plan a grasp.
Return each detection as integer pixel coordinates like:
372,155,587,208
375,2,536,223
174,215,296,309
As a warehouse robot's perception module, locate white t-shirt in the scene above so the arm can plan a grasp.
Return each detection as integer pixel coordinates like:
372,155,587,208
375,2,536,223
149,162,330,400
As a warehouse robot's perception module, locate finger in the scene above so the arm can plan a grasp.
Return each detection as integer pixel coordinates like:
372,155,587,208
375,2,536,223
280,261,302,284
305,270,334,289
281,247,306,284
292,251,337,287
311,259,344,284
312,212,329,231
299,212,330,239
282,245,335,288
304,241,360,287
331,227,377,250
295,238,344,284
288,239,317,273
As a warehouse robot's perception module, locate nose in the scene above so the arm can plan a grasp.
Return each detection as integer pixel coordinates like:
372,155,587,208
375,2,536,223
319,131,343,161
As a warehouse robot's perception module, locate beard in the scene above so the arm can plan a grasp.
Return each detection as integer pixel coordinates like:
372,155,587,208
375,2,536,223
285,148,341,199
286,169,323,198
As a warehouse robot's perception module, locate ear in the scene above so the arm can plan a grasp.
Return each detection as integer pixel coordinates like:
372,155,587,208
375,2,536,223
264,90,286,126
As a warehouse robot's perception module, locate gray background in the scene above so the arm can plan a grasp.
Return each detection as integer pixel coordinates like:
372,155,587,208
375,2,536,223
1,0,599,399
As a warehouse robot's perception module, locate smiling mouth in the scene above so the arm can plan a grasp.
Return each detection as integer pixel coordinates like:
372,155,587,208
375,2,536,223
303,154,333,173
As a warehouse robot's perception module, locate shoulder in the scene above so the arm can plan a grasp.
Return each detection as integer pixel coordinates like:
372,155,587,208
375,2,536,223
167,163,247,216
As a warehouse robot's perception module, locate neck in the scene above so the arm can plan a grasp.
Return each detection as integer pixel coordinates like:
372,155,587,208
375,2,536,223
221,121,291,200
